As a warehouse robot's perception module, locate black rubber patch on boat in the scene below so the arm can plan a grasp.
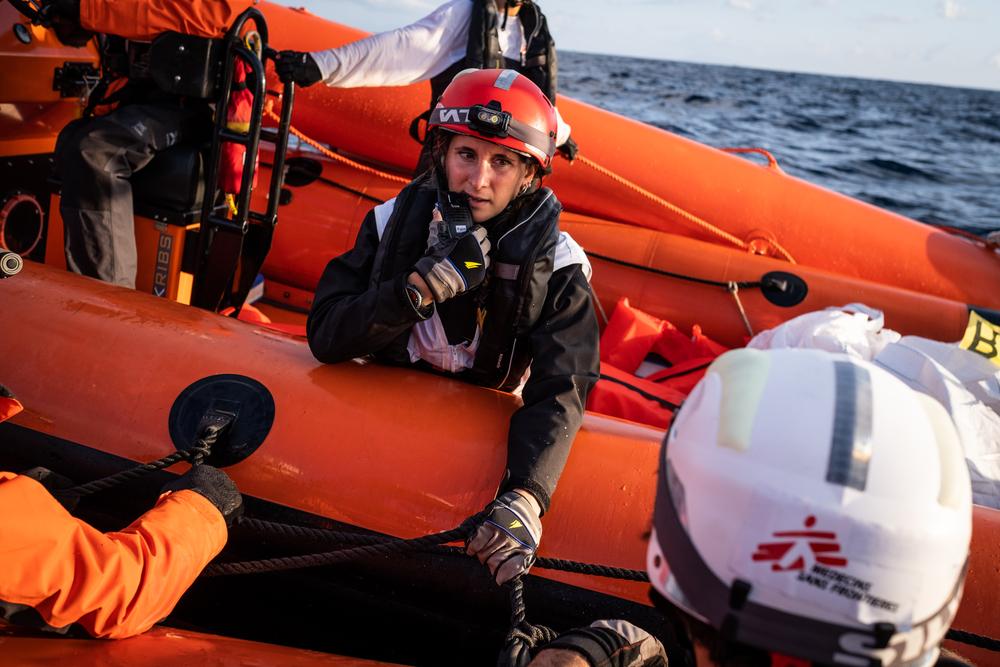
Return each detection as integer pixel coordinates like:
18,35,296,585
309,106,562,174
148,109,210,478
169,374,275,467
760,270,808,307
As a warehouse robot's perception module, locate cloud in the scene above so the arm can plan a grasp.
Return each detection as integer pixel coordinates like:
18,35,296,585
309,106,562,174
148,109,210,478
711,27,726,42
727,0,754,10
943,0,962,19
991,52,1000,70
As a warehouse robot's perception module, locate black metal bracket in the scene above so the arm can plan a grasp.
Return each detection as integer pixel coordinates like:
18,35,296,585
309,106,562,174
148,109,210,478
52,61,100,98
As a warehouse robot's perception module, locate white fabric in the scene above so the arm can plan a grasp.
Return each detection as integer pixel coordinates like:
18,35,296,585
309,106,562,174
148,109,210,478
312,1,469,88
407,309,481,372
746,304,900,361
373,197,396,240
553,230,591,280
310,0,571,145
875,337,1000,508
497,15,524,62
747,304,1000,508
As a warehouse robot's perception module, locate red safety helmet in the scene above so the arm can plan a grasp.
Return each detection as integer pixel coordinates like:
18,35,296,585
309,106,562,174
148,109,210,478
428,69,557,169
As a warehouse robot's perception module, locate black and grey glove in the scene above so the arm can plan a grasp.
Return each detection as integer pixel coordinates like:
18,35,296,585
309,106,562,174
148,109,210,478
162,465,243,527
275,50,323,87
556,135,579,162
414,226,491,303
533,620,668,667
466,490,541,585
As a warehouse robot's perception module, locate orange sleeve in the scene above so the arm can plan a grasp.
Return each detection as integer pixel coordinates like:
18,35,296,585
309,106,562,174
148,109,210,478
79,0,259,41
0,474,227,638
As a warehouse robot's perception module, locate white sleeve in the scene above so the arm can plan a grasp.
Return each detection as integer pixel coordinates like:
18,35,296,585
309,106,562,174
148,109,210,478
553,231,591,281
310,0,472,88
554,106,571,146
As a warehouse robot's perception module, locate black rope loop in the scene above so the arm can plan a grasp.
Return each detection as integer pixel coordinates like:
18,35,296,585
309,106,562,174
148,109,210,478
202,512,485,577
534,557,649,582
499,578,559,664
69,426,221,497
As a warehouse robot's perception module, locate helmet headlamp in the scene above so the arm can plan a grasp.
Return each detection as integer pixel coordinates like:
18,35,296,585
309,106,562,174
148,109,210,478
468,103,511,139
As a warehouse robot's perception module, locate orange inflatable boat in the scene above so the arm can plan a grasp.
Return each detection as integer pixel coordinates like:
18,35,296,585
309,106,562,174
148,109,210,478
1,2,999,665
251,3,1000,309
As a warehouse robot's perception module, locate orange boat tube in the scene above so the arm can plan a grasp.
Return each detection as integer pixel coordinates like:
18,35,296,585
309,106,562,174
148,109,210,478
0,263,997,664
258,151,992,348
255,2,1000,309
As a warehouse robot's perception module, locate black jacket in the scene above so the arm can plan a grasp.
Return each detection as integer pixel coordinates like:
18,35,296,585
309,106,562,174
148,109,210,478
307,177,599,511
429,0,558,107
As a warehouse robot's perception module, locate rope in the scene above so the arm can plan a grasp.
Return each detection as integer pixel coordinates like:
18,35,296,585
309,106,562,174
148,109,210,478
202,514,483,577
211,513,650,581
727,282,754,338
534,557,649,582
499,578,560,663
69,426,222,497
260,109,795,263
575,155,748,251
264,107,409,185
576,154,795,263
945,628,1000,652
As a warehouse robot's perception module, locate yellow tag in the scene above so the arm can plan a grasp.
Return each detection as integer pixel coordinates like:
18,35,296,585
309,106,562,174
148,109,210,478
464,261,482,270
960,311,1000,366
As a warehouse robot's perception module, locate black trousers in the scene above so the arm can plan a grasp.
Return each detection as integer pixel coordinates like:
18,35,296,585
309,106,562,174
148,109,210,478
55,101,208,288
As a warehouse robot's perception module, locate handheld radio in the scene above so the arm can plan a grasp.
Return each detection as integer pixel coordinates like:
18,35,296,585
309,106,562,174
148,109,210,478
436,190,475,241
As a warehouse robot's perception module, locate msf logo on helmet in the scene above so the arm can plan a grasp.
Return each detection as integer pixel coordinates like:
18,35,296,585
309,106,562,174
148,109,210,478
752,515,848,572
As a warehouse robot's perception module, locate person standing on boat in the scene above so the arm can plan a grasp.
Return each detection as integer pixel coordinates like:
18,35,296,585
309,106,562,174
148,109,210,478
274,0,578,172
306,68,599,587
43,0,256,288
0,385,243,639
525,349,975,667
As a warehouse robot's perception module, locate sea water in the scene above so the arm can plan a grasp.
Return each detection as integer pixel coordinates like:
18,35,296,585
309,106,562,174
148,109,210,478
560,52,1000,235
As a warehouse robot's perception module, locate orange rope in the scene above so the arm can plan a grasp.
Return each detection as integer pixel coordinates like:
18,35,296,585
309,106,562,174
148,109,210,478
575,153,797,263
265,107,409,185
264,105,795,263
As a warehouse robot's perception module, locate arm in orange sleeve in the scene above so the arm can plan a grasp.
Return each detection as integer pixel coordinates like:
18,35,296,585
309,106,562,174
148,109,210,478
0,473,227,639
79,0,259,41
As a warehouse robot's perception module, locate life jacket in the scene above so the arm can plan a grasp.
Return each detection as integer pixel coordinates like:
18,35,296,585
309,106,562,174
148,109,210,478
586,298,730,429
370,172,561,391
428,0,557,108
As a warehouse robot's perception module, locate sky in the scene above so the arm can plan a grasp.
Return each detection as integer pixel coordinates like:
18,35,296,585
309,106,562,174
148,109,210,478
274,0,1000,91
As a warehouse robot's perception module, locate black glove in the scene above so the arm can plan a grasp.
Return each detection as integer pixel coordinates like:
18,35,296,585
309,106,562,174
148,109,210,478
535,620,668,667
162,465,243,527
20,466,80,512
45,0,93,47
466,490,541,585
414,225,491,303
275,50,323,87
557,135,579,162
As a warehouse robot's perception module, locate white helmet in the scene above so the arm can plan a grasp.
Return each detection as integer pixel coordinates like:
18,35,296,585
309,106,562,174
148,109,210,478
647,348,972,667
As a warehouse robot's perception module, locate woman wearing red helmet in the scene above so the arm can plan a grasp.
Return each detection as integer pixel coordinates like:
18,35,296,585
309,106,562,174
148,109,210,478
307,69,599,586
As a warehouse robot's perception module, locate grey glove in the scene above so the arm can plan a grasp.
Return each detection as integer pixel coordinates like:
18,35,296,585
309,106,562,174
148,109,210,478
162,465,243,527
532,620,668,667
414,226,491,303
466,490,541,585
